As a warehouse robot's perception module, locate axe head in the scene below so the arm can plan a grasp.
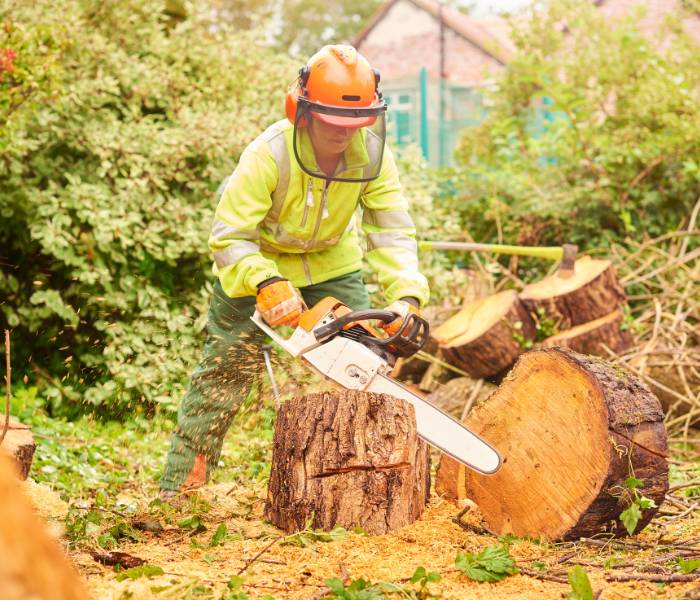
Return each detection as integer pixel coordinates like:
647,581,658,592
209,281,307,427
557,244,578,278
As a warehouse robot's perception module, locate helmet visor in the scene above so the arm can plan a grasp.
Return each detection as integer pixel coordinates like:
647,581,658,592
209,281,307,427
293,98,387,183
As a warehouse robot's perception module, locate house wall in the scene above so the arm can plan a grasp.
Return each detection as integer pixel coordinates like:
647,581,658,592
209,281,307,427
358,0,504,85
357,0,505,165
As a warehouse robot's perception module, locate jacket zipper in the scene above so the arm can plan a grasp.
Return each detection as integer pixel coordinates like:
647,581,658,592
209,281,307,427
310,180,329,244
300,179,313,228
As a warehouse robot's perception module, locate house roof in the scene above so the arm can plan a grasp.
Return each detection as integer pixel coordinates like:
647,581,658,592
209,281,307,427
353,0,516,64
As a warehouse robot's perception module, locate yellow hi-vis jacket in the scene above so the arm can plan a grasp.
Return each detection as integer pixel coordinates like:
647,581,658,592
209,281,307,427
209,119,430,307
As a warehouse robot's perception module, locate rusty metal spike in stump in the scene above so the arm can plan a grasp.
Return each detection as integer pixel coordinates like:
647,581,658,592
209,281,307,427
432,290,536,380
265,390,430,535
436,347,668,541
520,256,627,329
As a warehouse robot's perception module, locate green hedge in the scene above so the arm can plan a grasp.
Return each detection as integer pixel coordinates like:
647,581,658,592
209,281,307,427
1,0,294,416
453,0,700,252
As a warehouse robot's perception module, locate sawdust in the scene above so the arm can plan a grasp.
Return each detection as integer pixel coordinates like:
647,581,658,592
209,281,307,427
66,481,700,599
23,478,69,521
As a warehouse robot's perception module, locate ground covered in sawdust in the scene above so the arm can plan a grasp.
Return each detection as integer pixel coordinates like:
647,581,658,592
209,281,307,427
54,476,699,600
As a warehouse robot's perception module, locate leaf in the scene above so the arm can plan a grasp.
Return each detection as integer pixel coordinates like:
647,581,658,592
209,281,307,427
177,514,206,533
209,523,228,547
624,477,643,490
115,564,164,581
620,502,642,535
678,559,700,574
455,545,518,582
567,565,594,600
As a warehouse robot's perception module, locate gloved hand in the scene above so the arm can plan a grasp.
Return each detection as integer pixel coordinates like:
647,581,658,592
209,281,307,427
379,297,420,337
256,277,305,327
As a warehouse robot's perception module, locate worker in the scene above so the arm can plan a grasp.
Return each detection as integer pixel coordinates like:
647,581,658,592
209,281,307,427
159,45,430,499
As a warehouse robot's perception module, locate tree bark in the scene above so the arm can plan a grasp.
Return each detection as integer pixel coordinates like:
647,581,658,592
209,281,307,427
540,310,634,357
436,348,668,540
432,290,536,380
520,256,626,329
1,417,36,480
265,390,430,535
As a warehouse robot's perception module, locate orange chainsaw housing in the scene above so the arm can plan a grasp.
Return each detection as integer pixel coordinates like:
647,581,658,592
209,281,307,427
298,297,382,339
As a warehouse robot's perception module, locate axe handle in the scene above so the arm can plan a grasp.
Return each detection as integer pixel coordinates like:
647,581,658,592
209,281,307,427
418,241,564,261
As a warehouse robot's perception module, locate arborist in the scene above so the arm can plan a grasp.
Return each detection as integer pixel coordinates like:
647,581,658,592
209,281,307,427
160,44,430,498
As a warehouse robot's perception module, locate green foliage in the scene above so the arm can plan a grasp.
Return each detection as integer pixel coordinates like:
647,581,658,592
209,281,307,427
281,523,352,547
207,0,382,58
115,564,164,581
323,566,442,599
454,544,518,582
678,559,700,574
567,565,594,600
618,476,657,535
1,0,295,415
454,0,700,252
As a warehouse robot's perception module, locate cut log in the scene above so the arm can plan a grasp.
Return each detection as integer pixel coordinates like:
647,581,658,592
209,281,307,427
1,417,36,480
265,390,430,535
436,348,668,540
0,451,92,600
432,290,536,380
540,310,634,357
520,256,626,329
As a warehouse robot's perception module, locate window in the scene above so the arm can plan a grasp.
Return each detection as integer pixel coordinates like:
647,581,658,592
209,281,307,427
385,90,416,146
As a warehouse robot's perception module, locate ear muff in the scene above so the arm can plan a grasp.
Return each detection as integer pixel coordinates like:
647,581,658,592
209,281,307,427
285,66,312,126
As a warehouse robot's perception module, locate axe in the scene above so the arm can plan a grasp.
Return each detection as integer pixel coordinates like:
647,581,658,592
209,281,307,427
418,241,578,277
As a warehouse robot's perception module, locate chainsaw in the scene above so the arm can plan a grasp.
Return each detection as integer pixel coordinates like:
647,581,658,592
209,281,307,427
252,297,502,475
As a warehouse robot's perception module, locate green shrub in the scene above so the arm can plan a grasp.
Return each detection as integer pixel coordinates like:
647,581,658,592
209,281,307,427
1,0,294,416
453,0,700,252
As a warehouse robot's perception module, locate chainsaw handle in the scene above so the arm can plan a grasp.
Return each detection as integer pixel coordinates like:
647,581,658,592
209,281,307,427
367,312,430,358
313,309,430,359
313,309,397,342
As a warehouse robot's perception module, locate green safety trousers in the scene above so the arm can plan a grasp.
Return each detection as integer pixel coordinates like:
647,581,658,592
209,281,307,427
160,270,370,492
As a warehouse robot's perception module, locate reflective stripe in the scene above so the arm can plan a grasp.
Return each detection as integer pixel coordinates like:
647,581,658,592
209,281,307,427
213,241,260,268
210,219,258,241
363,209,414,229
216,176,230,200
265,133,290,224
367,232,418,253
360,129,384,191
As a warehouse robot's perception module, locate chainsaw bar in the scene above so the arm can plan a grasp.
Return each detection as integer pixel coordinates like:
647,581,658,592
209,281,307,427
300,336,502,475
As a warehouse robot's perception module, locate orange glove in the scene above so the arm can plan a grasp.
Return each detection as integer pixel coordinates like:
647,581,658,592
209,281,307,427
380,298,420,337
256,278,305,327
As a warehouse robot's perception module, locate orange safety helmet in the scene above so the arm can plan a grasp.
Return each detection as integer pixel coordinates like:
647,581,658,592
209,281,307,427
285,45,386,129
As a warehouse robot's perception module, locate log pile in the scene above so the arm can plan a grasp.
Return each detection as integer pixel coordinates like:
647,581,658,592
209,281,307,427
425,256,632,381
265,390,430,535
436,347,668,540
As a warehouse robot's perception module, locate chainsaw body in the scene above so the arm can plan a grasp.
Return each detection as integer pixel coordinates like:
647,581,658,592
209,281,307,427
251,297,502,475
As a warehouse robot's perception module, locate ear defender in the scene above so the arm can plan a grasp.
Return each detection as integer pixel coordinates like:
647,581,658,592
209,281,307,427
285,65,312,127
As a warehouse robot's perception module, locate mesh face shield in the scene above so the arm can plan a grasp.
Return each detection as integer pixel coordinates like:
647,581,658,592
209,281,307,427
292,97,387,183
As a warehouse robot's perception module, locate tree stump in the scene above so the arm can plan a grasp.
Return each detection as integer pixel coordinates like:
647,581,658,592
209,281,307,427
265,390,430,535
541,310,634,357
436,348,668,540
432,290,536,380
1,417,36,480
520,256,626,329
0,452,91,600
